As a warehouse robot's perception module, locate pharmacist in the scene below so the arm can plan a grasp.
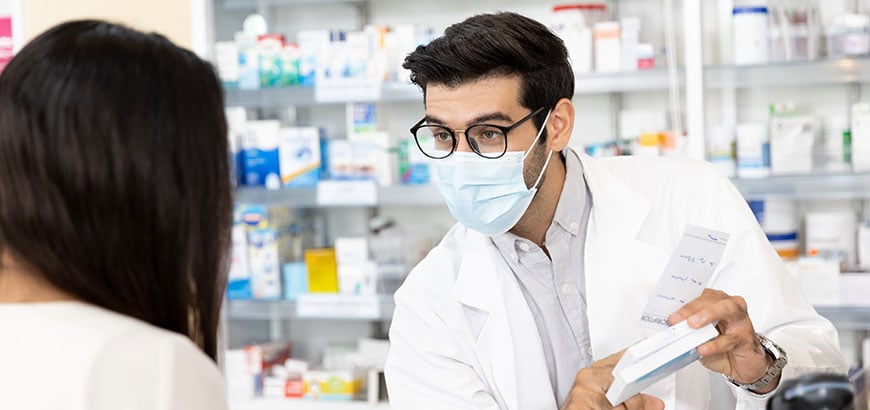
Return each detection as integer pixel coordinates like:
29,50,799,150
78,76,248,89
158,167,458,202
384,12,847,410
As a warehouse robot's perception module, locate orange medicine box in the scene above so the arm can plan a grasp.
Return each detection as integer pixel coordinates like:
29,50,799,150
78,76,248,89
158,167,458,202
305,248,339,293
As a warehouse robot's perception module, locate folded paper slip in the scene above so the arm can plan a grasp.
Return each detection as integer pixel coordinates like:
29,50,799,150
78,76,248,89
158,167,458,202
606,321,719,406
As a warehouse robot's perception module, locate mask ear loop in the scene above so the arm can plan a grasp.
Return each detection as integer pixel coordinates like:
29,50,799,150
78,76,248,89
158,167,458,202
523,110,553,190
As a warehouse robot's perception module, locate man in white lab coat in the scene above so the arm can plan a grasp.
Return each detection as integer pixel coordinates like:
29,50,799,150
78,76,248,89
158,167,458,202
384,12,847,410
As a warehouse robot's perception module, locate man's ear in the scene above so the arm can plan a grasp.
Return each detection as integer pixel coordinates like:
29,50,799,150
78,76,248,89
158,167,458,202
547,98,575,152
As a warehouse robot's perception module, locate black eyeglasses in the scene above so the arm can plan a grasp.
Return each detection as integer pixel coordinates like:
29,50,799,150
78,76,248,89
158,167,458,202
410,107,547,159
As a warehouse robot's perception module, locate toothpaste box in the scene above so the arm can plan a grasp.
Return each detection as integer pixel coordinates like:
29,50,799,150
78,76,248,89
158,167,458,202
238,204,306,300
242,120,282,189
279,127,322,188
227,213,252,299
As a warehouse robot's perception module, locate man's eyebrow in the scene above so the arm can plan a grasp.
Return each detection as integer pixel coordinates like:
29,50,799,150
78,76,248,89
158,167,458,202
423,112,514,127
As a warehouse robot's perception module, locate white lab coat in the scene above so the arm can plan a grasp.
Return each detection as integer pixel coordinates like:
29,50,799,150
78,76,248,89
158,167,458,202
385,150,848,409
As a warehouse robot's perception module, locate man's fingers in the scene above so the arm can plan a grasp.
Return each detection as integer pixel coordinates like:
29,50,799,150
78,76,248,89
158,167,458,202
697,333,743,356
596,348,626,368
668,288,723,325
685,296,748,329
618,393,665,410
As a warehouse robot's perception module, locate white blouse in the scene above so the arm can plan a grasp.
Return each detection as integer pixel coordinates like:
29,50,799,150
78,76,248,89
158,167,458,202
0,301,228,410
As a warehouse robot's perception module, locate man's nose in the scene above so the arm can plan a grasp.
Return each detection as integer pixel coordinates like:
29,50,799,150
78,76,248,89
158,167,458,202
454,132,478,153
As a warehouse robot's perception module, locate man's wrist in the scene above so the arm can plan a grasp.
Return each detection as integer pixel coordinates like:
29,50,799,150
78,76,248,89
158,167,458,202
724,334,788,394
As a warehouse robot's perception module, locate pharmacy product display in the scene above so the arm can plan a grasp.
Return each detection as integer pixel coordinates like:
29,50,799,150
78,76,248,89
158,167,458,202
550,3,658,73
225,338,389,402
215,16,433,90
227,105,432,190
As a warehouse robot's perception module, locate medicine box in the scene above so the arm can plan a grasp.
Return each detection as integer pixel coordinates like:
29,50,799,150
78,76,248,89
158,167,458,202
305,248,339,293
242,120,282,189
245,341,293,374
303,370,363,400
258,34,285,88
279,127,322,188
283,262,308,301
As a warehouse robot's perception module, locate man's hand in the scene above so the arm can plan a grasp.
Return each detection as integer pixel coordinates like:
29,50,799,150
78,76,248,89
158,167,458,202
561,350,665,410
668,288,778,393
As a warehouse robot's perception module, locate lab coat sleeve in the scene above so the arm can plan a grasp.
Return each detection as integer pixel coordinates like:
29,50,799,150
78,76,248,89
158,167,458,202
704,171,849,410
386,279,500,409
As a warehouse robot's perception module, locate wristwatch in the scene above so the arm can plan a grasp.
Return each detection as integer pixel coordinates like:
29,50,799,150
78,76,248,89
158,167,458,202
724,333,788,392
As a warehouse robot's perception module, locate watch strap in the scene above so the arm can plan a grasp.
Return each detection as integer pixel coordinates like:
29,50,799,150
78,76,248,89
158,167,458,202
724,333,788,392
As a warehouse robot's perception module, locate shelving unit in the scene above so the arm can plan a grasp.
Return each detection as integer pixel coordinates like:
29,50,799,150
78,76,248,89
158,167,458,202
230,398,389,410
731,172,870,201
705,57,870,89
235,171,870,206
227,294,395,321
815,305,870,331
234,185,444,207
224,68,678,108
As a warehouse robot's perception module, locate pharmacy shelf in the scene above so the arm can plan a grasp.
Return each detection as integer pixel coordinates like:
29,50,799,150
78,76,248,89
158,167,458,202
573,67,677,94
227,294,396,321
814,305,870,331
234,185,444,207
235,172,870,206
224,83,424,108
224,69,677,108
706,57,870,89
222,0,364,9
730,172,870,201
230,398,389,410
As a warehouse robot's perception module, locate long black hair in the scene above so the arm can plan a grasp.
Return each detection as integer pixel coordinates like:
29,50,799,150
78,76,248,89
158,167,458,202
0,20,231,360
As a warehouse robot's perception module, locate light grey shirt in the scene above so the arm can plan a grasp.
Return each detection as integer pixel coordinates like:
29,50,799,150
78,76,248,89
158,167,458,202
491,151,593,407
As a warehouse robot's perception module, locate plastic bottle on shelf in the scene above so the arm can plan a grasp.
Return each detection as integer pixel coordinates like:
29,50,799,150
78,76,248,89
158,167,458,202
551,4,606,74
851,102,870,172
736,123,771,178
593,21,621,73
620,17,641,72
827,13,870,58
768,0,821,62
806,210,858,269
818,115,851,172
707,125,736,178
637,43,655,70
732,5,770,65
749,199,800,260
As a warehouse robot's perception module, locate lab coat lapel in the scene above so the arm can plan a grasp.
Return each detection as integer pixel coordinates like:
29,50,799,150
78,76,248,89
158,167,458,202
576,153,670,357
452,230,556,409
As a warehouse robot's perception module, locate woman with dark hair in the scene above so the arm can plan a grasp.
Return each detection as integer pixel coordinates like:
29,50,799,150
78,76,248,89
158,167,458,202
0,20,231,409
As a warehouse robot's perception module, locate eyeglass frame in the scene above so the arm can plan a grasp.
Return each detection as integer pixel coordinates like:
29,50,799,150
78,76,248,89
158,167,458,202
409,106,548,159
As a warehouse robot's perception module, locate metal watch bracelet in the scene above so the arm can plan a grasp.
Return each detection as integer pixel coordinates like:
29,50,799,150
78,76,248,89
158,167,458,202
724,333,788,392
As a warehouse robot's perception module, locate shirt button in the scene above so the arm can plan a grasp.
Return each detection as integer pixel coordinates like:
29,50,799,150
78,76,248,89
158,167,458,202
570,221,580,230
587,347,593,356
518,242,531,252
561,284,571,294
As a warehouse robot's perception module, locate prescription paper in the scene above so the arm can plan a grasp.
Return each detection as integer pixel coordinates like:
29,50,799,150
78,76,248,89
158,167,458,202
639,225,729,329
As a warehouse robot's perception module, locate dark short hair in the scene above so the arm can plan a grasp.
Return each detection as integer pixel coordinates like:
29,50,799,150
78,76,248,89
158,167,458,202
403,12,575,131
0,20,231,360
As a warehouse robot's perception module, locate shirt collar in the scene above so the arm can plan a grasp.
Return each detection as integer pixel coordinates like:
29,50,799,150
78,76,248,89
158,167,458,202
552,149,587,237
490,149,589,257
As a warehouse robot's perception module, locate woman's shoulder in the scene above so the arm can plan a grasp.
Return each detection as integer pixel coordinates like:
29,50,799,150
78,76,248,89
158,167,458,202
79,303,228,409
0,301,228,409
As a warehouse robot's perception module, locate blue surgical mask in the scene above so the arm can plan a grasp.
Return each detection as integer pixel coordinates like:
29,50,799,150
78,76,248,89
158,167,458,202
434,110,553,235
